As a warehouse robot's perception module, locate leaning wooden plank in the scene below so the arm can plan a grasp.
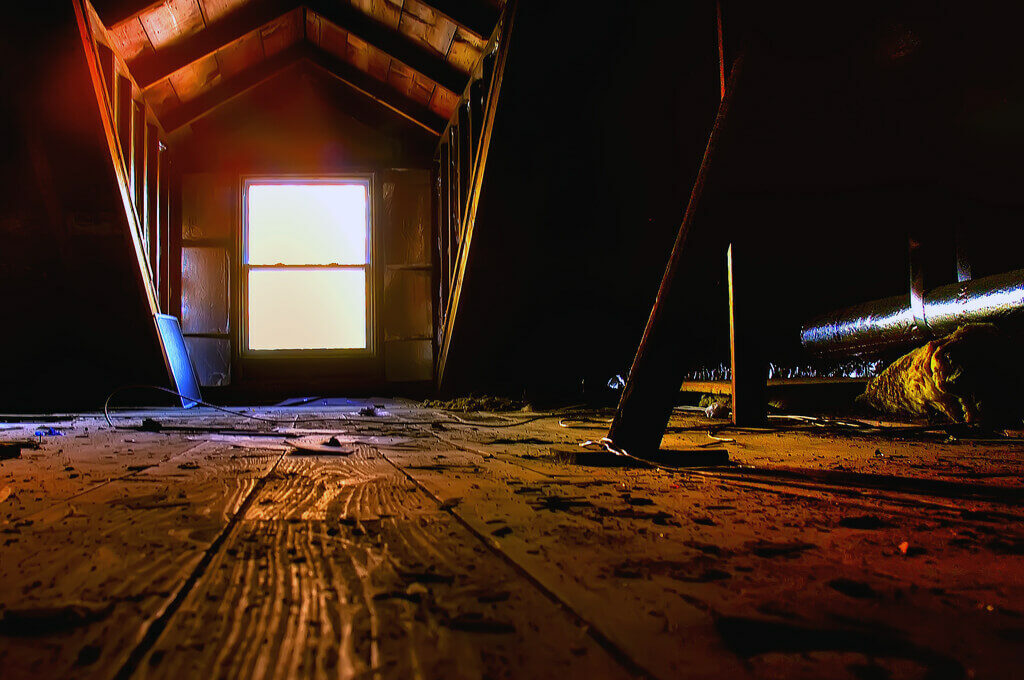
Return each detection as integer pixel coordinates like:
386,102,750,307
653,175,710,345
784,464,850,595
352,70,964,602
607,55,746,456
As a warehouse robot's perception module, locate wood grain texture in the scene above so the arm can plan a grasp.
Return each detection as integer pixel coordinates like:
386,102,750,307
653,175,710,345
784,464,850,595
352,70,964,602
0,420,284,679
135,443,631,679
5,404,1024,679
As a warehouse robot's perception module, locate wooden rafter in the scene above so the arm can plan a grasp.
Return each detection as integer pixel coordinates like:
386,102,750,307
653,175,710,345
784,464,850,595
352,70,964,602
158,43,445,135
132,1,467,95
91,0,166,27
160,43,304,131
304,46,446,136
133,0,294,88
421,0,498,41
306,0,466,93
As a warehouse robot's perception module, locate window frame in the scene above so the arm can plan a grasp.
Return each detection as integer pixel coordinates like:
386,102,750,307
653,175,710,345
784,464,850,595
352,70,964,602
239,175,376,358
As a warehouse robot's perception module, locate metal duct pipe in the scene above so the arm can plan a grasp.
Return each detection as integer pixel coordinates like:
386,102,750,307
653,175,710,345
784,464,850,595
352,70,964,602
801,269,1024,357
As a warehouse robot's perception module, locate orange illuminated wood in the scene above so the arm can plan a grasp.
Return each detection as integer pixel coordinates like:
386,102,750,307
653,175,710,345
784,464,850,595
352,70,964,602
74,0,162,315
147,125,161,293
436,1,517,387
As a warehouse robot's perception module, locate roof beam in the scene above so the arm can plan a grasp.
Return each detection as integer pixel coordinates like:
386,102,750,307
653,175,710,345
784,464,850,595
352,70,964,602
304,46,445,136
306,0,467,93
134,0,296,89
160,43,303,132
91,0,165,27
131,0,467,98
157,43,445,136
420,0,499,40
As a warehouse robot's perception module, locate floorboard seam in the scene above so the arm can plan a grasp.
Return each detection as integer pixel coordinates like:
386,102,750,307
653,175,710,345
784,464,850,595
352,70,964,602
111,448,289,680
9,441,210,525
375,446,659,680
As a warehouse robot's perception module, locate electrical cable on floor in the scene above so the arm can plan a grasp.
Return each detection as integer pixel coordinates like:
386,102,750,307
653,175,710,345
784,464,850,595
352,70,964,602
578,437,667,471
102,385,600,431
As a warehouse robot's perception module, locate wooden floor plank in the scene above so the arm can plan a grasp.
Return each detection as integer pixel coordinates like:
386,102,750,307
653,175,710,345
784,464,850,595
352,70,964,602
4,403,1024,679
135,445,634,680
0,436,284,679
380,419,1024,680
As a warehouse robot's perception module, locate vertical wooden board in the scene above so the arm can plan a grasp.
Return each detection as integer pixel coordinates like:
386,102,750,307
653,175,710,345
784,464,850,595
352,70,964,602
139,0,207,51
215,30,265,80
446,27,486,74
109,18,156,62
147,125,160,281
159,152,173,311
182,337,232,386
198,0,249,24
181,246,230,334
181,172,234,240
429,85,459,120
143,78,181,117
116,75,134,168
400,0,458,56
167,51,222,104
382,170,431,266
347,0,402,30
96,41,116,108
259,9,303,58
438,143,452,316
132,102,147,240
385,339,433,381
383,269,433,340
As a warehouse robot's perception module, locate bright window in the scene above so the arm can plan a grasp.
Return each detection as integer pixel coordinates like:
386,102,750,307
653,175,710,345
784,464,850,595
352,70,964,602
244,180,371,352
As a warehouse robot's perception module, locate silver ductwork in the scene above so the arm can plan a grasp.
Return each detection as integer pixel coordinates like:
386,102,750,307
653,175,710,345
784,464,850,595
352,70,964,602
801,269,1024,357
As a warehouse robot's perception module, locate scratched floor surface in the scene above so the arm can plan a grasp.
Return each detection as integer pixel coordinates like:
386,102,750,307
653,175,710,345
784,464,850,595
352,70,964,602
1,402,1022,679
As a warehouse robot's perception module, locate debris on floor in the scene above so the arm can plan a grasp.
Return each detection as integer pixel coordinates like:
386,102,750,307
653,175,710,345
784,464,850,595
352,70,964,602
422,395,525,412
1,401,1022,679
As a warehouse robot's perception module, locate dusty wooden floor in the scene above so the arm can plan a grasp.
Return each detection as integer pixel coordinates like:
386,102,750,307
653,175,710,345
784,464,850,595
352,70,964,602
1,401,1023,679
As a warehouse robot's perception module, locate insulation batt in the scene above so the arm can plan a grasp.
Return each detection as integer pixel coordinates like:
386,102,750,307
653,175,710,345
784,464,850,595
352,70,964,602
857,324,1024,425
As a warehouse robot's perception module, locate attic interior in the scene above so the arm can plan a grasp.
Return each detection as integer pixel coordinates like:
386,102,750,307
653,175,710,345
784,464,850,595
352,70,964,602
3,1,1024,678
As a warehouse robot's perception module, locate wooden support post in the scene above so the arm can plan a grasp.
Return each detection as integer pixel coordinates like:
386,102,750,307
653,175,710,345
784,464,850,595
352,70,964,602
607,55,745,455
728,242,767,426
